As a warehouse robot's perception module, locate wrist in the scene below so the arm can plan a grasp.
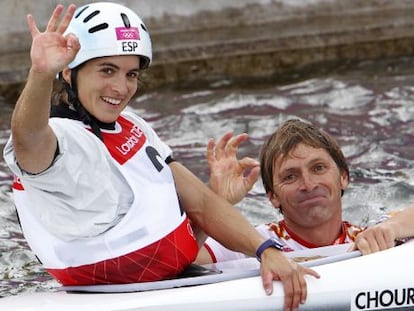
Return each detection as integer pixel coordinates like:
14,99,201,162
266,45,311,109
256,238,284,262
29,67,58,81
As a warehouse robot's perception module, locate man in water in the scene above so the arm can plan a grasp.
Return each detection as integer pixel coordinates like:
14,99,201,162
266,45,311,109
196,119,414,264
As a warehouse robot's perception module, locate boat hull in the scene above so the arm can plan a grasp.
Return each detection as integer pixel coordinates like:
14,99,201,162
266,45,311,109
1,241,413,310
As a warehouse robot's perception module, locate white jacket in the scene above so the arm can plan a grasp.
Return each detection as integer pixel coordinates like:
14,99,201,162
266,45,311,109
4,112,192,269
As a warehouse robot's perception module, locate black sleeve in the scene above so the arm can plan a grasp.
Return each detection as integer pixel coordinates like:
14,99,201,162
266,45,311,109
165,156,175,164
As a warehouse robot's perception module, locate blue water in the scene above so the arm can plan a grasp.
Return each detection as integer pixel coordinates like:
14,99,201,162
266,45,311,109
1,56,414,298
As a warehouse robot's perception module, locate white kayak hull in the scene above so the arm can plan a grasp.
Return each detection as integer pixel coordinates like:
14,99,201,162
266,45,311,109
1,240,413,311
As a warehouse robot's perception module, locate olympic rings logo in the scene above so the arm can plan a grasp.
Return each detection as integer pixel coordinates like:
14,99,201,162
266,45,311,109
116,27,140,40
122,31,136,39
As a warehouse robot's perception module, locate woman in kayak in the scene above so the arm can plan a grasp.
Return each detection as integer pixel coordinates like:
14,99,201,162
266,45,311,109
3,3,318,311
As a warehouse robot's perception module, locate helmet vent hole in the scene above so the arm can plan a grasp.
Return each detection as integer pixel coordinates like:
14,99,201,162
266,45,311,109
89,23,109,33
75,6,89,19
121,13,131,28
83,10,100,23
141,24,148,32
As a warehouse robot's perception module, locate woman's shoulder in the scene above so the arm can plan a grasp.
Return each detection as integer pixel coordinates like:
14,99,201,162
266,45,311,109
49,116,85,130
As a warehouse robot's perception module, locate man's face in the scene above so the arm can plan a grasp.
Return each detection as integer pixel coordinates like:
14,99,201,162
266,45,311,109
269,143,349,229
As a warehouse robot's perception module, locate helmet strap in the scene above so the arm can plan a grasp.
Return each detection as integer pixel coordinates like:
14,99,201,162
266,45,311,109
64,69,104,142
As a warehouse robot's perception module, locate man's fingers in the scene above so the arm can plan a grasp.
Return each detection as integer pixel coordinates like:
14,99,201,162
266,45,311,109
366,230,394,252
347,243,357,252
381,227,396,249
215,132,233,159
236,159,260,189
289,273,303,311
238,157,260,169
246,166,260,188
356,237,373,255
261,260,320,311
303,266,320,279
373,232,388,251
354,224,398,255
299,266,320,305
261,270,274,296
206,138,216,164
211,132,249,160
384,233,396,249
225,133,248,156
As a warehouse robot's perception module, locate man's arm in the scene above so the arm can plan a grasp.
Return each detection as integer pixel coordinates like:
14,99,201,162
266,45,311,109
353,205,414,255
169,161,320,311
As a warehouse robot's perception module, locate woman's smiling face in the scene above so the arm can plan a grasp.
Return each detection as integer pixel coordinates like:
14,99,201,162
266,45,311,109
65,55,140,123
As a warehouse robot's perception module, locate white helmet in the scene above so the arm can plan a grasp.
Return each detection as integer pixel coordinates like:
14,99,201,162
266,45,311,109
65,2,152,69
